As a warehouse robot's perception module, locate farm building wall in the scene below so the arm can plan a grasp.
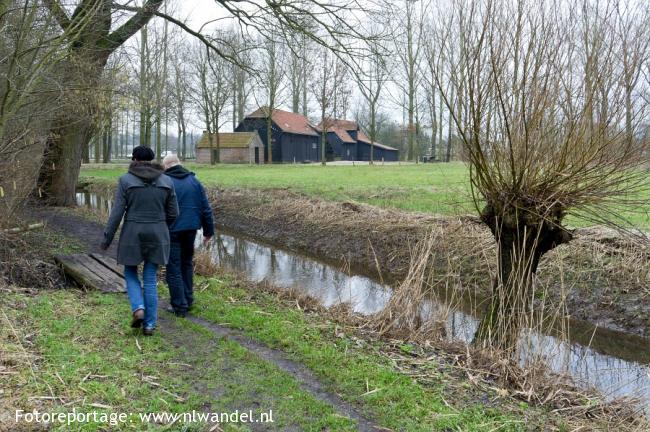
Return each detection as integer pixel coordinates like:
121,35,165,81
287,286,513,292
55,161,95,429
196,148,211,164
236,118,284,162
326,132,345,160
380,148,399,161
196,147,260,164
341,142,357,160
356,142,399,162
279,133,321,162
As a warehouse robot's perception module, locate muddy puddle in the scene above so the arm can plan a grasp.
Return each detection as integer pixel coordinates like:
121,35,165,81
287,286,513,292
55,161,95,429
76,190,650,410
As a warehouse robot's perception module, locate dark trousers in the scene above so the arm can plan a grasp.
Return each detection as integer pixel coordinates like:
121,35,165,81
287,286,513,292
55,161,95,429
166,230,197,312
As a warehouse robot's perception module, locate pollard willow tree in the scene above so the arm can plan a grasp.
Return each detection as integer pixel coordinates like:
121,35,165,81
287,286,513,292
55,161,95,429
434,0,649,352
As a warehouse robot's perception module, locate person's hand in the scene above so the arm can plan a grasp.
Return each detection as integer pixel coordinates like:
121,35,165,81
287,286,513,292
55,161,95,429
203,235,213,245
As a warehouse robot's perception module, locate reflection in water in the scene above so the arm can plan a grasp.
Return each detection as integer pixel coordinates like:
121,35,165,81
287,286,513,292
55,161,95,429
76,191,650,409
76,191,112,214
209,233,391,314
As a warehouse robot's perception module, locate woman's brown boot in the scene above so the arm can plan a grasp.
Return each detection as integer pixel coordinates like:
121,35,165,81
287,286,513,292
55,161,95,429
131,309,144,328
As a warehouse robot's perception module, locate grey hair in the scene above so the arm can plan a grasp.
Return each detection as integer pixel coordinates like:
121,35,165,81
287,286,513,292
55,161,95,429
162,154,181,170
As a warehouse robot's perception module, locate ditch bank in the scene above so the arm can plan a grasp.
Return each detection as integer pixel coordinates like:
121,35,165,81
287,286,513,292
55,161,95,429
205,187,650,338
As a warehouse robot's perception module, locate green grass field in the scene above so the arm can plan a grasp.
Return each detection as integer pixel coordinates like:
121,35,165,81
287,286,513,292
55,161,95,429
80,162,650,229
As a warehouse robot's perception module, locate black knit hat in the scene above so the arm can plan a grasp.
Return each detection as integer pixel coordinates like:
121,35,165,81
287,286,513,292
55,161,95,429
132,146,155,161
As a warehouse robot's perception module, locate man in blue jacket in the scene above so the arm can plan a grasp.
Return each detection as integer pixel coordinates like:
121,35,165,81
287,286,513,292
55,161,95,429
162,155,215,317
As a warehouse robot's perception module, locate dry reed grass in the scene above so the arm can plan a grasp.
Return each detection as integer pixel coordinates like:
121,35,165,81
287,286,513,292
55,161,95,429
369,227,456,340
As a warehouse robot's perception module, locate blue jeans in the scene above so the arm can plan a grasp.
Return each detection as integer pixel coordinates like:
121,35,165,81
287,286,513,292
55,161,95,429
124,262,159,329
165,231,197,313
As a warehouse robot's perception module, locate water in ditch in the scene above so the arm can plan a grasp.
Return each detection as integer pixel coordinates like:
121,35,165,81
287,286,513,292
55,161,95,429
76,190,650,410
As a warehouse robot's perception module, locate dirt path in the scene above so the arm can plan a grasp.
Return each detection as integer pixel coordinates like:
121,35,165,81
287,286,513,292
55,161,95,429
36,207,383,431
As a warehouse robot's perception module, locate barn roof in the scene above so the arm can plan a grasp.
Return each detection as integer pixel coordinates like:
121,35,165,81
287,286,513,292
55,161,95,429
357,131,398,151
323,119,358,131
197,132,261,149
317,119,356,144
246,107,318,137
330,128,355,143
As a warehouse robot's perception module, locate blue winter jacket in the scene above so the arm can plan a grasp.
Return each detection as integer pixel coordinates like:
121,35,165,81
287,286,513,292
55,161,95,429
164,165,215,236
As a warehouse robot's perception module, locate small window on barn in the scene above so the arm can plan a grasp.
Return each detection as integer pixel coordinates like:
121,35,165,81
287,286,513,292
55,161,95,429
312,143,317,149
347,149,350,156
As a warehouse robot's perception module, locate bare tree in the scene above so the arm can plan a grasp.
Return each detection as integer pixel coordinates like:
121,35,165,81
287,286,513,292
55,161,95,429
225,31,253,130
390,0,428,162
614,2,649,145
193,43,232,164
0,0,82,220
32,0,381,201
357,43,389,164
171,41,190,160
254,35,285,163
435,0,649,352
312,43,350,165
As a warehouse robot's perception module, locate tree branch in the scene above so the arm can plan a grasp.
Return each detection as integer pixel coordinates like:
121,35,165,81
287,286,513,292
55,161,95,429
42,0,71,30
111,2,244,70
101,0,164,53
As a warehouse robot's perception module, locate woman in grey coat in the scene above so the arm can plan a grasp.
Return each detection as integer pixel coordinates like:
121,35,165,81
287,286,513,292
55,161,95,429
101,146,178,335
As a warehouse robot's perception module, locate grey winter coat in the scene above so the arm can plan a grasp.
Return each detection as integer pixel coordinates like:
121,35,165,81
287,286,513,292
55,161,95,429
102,162,179,266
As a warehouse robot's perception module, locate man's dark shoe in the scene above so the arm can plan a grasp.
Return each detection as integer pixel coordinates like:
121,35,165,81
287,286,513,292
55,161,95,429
131,309,144,328
143,327,154,336
165,305,187,318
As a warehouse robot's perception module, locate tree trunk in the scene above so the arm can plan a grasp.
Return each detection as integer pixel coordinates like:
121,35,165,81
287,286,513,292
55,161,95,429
94,133,100,163
369,104,376,164
102,114,112,163
82,140,90,163
446,97,453,162
181,121,186,161
155,115,161,162
430,90,436,160
266,114,273,163
473,204,572,353
437,92,443,161
39,117,94,206
140,24,148,147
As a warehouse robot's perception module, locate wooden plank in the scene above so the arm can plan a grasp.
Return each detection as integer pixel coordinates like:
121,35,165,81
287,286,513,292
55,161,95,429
74,256,124,293
66,255,122,293
55,254,125,293
55,255,109,292
89,253,124,279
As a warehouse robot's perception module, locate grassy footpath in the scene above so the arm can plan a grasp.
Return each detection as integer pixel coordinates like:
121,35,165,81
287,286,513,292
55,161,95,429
1,289,362,431
2,280,554,432
80,163,650,229
188,275,554,431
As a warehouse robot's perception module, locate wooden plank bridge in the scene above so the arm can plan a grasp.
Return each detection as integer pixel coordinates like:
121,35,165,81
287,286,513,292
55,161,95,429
55,253,125,293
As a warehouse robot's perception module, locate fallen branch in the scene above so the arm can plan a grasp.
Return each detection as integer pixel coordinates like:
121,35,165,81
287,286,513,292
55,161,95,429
2,222,44,233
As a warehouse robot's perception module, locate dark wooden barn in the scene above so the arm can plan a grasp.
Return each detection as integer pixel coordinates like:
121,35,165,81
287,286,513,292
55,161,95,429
319,119,399,162
235,108,321,163
355,131,399,162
